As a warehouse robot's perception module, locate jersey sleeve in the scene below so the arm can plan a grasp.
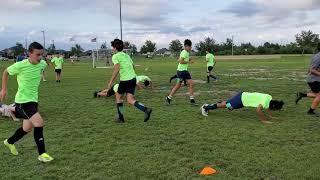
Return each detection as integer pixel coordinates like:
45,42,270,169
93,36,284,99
7,62,22,75
180,50,187,60
112,55,119,65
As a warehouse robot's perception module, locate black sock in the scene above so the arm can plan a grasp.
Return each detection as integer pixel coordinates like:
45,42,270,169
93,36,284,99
34,127,46,155
117,103,124,120
207,76,210,83
134,101,147,112
210,75,217,79
7,127,28,144
308,108,315,113
205,103,218,110
300,92,307,97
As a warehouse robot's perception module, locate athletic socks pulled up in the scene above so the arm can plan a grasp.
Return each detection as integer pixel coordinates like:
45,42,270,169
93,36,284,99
204,103,218,111
34,127,46,155
7,127,28,144
134,101,147,112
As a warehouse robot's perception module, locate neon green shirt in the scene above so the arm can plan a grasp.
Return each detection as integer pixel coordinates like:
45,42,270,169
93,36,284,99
136,75,151,83
241,92,272,109
113,84,119,92
7,59,47,103
112,52,136,81
206,53,215,67
177,50,190,71
51,57,64,69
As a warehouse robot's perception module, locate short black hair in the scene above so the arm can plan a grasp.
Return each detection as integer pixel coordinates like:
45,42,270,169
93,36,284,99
269,100,284,111
144,80,150,87
28,42,43,53
111,39,124,51
207,48,212,53
184,39,192,47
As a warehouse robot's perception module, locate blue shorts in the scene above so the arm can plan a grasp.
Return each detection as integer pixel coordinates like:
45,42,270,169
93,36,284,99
226,92,243,110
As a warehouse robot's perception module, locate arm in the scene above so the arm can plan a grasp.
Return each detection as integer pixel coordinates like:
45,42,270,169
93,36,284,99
256,105,272,124
1,69,9,102
107,64,120,89
310,68,320,76
178,57,188,64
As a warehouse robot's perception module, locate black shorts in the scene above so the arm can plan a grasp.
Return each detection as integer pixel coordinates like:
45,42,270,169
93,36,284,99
207,66,214,72
55,69,62,74
308,82,320,93
14,102,38,119
177,71,192,83
118,78,136,95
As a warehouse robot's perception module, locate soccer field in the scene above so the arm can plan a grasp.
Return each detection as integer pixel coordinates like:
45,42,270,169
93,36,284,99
0,55,319,179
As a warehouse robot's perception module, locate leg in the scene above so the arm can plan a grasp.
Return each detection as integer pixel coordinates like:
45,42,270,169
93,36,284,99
201,101,226,116
169,83,182,97
308,93,320,115
29,113,46,155
116,93,125,122
127,93,152,122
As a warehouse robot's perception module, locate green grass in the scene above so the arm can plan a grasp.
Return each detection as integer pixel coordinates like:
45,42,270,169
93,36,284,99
0,55,319,179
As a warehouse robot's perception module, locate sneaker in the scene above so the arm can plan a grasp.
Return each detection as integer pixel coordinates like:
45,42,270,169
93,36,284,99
307,111,319,117
144,108,152,122
190,99,197,105
166,97,171,105
200,104,209,117
295,92,304,105
38,153,54,162
3,139,18,156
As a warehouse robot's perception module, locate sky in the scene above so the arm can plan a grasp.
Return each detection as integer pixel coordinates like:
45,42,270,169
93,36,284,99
0,0,320,51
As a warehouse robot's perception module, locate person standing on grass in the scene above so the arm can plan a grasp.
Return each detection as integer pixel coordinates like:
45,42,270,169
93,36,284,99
2,42,54,162
166,39,196,105
296,43,320,116
205,48,217,83
200,92,284,124
51,54,64,83
106,39,152,123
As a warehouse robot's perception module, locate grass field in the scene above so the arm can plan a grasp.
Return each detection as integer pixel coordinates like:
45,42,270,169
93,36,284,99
0,55,319,179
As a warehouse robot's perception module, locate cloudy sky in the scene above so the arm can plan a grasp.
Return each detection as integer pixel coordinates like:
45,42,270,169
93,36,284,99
0,0,319,51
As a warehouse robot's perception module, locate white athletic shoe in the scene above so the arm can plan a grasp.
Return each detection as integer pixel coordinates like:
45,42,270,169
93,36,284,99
201,104,209,117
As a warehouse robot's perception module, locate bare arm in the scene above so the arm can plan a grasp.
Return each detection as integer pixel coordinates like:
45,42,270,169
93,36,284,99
136,83,144,90
1,69,9,102
256,105,272,124
310,68,320,76
107,64,120,89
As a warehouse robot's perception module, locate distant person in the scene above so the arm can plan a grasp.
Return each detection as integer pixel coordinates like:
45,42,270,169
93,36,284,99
205,48,217,83
16,53,26,62
51,54,64,83
166,39,196,105
296,43,320,116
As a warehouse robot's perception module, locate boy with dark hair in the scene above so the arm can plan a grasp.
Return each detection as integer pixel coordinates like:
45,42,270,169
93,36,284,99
136,75,153,89
106,39,152,123
166,39,196,105
2,42,54,162
200,92,284,124
51,54,64,83
296,43,320,115
205,48,217,83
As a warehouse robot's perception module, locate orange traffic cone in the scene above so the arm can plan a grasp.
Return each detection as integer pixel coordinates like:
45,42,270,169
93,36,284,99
200,166,217,175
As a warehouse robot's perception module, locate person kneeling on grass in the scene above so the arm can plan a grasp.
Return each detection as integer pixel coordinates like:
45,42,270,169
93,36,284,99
200,92,284,124
0,102,19,122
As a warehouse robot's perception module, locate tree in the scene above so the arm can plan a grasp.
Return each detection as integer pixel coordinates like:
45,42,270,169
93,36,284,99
140,40,156,54
123,41,138,54
70,44,84,57
100,42,107,49
47,43,56,54
195,37,217,56
169,39,183,56
12,43,25,57
295,30,320,54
